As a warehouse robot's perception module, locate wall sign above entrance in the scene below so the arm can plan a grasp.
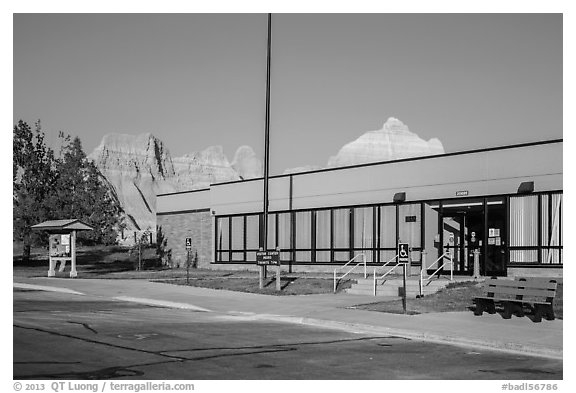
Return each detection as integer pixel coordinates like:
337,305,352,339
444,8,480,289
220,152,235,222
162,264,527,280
456,190,469,197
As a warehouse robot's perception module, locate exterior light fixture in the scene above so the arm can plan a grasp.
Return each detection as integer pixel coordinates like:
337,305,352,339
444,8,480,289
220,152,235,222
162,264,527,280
517,181,535,194
393,192,406,203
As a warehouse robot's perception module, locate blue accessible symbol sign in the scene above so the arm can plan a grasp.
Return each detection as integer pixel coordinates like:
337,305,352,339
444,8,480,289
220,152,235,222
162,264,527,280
398,243,410,263
185,237,192,250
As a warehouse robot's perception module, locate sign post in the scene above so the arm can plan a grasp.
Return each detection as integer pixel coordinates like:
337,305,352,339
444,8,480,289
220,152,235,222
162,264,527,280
398,243,410,314
185,237,192,284
257,249,280,290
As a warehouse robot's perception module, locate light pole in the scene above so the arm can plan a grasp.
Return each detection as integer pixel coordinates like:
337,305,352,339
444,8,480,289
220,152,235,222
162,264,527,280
260,13,272,289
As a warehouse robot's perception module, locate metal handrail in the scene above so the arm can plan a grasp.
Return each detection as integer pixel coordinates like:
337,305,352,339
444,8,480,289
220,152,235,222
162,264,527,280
372,254,400,296
419,251,453,296
333,253,366,293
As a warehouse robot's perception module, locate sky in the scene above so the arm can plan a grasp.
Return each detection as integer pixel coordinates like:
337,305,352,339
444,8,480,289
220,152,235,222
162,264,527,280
13,13,562,175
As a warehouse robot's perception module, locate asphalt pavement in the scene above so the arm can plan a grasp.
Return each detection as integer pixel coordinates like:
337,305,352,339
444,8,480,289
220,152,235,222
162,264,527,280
13,276,563,360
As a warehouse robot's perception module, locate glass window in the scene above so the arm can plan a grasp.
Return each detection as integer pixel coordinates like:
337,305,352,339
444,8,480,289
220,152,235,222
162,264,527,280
278,212,291,250
267,213,276,250
217,217,230,251
510,195,538,248
379,205,396,249
316,210,331,249
354,207,373,249
295,211,311,249
231,216,244,250
333,208,350,248
245,215,260,250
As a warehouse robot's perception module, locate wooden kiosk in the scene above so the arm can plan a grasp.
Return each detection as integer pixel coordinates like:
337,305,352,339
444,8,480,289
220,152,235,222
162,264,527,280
31,219,94,278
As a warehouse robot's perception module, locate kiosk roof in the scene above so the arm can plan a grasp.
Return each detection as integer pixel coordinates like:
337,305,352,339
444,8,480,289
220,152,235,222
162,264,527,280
31,219,94,232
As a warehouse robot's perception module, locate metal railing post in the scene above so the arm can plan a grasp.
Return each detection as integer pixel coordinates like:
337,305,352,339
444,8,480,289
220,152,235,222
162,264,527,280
333,270,337,293
373,268,376,296
450,250,454,281
420,250,426,297
364,254,367,279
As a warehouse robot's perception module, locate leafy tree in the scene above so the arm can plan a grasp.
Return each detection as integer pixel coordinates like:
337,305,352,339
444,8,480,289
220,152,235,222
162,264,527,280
49,135,125,245
14,120,125,262
13,120,58,261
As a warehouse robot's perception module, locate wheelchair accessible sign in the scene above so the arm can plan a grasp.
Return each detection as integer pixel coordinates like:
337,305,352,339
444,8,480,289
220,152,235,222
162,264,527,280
398,243,410,263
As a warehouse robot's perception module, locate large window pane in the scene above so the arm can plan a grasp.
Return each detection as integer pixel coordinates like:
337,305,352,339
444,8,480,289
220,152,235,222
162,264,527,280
316,210,331,249
510,195,538,247
354,207,373,249
333,208,350,248
217,217,230,251
295,211,311,249
231,216,244,250
278,213,291,250
246,215,259,250
379,205,396,248
267,213,276,250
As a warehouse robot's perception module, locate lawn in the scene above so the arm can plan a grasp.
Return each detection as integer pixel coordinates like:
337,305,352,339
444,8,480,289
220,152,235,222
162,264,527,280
351,280,563,319
162,275,353,296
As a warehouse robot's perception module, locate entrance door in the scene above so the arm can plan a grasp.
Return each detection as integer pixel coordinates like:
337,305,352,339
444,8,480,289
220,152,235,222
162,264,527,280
442,214,466,274
484,197,507,276
441,200,485,276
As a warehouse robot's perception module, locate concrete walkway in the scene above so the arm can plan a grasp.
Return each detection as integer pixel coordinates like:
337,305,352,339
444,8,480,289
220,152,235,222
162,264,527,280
13,277,563,360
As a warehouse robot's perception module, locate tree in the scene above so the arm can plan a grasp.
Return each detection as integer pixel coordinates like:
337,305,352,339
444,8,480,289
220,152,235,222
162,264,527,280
49,135,125,244
13,120,58,261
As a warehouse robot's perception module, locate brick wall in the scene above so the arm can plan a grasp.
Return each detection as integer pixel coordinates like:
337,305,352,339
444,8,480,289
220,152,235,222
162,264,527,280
157,210,213,268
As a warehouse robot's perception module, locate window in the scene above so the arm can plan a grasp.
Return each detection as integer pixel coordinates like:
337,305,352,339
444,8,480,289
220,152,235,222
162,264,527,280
509,193,562,265
295,211,312,262
354,207,374,262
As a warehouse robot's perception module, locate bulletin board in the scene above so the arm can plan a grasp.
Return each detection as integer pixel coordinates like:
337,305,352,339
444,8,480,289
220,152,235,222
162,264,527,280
49,234,71,258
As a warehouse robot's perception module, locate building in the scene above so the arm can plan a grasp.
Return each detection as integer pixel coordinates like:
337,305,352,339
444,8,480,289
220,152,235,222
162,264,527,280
156,139,562,278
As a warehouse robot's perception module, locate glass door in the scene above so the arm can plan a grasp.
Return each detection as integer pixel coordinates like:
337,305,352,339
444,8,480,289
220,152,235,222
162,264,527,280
484,197,507,276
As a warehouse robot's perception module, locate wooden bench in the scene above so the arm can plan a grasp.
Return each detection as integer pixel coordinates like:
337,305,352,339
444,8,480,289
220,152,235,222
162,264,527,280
473,277,557,322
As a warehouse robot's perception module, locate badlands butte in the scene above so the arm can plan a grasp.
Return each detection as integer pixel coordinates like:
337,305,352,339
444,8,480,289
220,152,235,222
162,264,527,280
88,117,444,237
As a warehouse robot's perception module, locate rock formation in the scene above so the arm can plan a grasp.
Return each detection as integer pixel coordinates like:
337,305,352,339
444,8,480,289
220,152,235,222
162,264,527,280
89,134,263,240
232,145,263,180
327,117,445,167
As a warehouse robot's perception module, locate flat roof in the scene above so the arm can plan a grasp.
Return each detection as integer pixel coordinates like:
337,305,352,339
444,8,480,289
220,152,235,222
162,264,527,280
158,138,562,197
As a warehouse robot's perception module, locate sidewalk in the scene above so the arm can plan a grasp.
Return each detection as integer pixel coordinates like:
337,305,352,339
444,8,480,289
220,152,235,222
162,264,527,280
13,277,563,360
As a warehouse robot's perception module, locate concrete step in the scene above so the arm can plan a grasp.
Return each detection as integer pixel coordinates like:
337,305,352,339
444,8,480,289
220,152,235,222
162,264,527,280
345,277,455,297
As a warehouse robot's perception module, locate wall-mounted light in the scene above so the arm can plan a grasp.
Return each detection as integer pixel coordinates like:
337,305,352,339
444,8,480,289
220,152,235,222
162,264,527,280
517,181,534,194
393,192,406,203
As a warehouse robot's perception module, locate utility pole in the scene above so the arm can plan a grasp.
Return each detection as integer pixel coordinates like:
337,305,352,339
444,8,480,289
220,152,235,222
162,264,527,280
260,13,272,289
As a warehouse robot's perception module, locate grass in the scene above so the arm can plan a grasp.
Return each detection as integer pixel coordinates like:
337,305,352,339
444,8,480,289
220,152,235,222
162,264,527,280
352,280,563,319
161,276,352,296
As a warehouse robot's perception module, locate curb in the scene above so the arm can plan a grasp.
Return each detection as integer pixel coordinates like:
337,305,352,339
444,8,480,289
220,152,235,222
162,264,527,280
13,282,85,296
296,317,563,360
228,312,562,360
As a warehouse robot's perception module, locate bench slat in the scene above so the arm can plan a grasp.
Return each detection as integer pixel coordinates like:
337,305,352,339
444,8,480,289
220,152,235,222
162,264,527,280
484,287,555,298
484,278,556,290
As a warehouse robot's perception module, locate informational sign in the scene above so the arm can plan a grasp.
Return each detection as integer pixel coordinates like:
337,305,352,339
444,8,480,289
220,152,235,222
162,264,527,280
489,228,501,237
456,190,469,197
405,215,417,222
49,234,71,258
397,243,410,263
256,250,280,265
185,237,192,250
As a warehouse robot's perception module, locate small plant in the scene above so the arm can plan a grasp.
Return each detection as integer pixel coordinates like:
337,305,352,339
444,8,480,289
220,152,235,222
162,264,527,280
128,229,152,271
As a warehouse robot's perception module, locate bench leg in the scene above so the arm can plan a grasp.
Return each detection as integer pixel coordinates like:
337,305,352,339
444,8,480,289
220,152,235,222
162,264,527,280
502,302,524,319
474,299,495,316
534,304,555,322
